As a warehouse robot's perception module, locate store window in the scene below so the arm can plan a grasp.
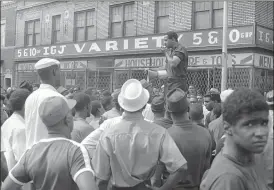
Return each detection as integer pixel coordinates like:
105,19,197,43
52,15,61,44
193,1,223,29
110,3,135,38
25,19,40,46
155,1,169,33
74,9,96,42
1,20,6,47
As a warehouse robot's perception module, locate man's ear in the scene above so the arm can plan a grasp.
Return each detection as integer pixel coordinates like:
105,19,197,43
224,121,233,136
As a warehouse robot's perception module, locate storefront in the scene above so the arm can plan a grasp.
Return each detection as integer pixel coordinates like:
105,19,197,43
14,23,273,93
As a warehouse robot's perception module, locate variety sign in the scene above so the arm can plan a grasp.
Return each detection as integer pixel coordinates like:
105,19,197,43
256,26,273,51
14,25,254,60
254,54,273,69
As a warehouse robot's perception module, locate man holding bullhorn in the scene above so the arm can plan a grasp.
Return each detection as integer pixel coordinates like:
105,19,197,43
147,31,189,96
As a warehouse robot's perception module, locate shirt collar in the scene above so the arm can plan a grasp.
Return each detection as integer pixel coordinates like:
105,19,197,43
39,84,57,92
123,111,144,120
172,120,193,128
11,112,25,123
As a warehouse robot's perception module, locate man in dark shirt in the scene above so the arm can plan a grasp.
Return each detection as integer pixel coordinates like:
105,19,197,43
204,92,221,128
152,95,173,129
2,96,97,190
155,88,212,190
71,92,94,143
200,88,270,190
146,31,188,94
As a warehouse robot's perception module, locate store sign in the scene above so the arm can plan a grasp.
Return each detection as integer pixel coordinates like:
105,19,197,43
256,26,273,51
114,57,166,68
14,26,254,60
188,53,253,67
254,54,273,69
16,61,87,72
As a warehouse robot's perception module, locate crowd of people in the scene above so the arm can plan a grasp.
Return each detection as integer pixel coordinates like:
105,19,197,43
0,31,273,190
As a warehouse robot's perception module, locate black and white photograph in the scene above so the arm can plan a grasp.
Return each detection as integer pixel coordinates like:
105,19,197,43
0,0,273,190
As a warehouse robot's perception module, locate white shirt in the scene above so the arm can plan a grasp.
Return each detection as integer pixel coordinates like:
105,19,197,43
142,104,154,122
1,112,26,170
24,84,67,149
203,105,210,125
82,116,122,158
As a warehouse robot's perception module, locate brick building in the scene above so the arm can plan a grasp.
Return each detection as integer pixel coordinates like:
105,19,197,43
1,1,17,89
13,1,273,93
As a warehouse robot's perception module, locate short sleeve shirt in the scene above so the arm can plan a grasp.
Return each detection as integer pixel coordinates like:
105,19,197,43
71,118,94,143
165,44,188,78
92,112,187,187
9,138,94,190
200,151,269,190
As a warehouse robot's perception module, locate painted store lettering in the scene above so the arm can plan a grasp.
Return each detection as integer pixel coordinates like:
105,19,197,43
15,26,254,59
259,56,272,69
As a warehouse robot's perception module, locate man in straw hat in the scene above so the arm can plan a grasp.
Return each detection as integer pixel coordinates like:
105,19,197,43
2,96,98,190
24,58,67,149
155,88,212,190
92,79,188,190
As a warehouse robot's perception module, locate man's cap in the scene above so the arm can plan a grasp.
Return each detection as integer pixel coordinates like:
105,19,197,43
73,92,91,110
189,103,204,121
209,88,220,94
266,90,273,105
19,81,33,91
220,89,234,102
39,96,76,127
151,95,165,112
140,79,151,89
35,58,60,70
166,88,189,113
57,86,68,95
102,90,111,97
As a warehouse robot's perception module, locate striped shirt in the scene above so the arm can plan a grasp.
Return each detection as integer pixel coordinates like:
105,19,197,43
9,138,94,190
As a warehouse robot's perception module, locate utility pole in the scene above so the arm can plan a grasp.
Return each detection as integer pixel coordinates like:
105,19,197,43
221,1,228,92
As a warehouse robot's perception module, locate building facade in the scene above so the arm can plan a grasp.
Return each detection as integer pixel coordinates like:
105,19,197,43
1,1,17,89
13,1,273,93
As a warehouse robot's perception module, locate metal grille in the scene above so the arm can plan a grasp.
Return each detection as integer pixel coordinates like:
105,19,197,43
253,68,273,93
227,67,251,89
87,70,112,91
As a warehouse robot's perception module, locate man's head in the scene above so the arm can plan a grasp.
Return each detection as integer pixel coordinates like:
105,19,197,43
73,92,91,118
35,58,61,88
8,89,31,115
189,95,198,104
1,94,5,107
112,89,122,111
188,85,196,95
90,100,105,118
266,90,273,110
140,79,153,96
101,90,113,111
166,88,189,121
151,95,165,117
197,95,203,103
19,81,33,92
204,92,221,111
223,88,269,154
164,31,178,48
39,96,76,138
189,103,204,123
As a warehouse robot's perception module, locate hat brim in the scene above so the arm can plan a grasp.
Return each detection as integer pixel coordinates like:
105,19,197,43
118,89,149,112
67,99,77,110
